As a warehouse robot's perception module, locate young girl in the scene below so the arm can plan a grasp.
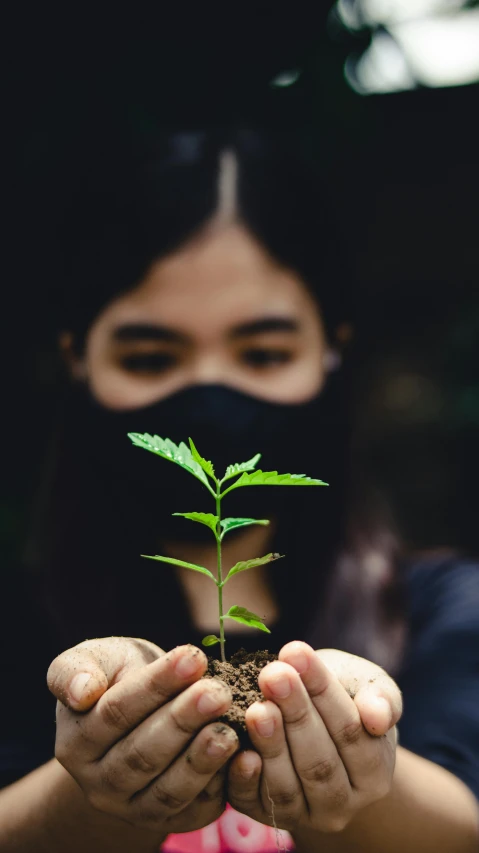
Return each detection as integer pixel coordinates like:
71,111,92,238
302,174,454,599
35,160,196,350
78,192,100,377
0,129,477,852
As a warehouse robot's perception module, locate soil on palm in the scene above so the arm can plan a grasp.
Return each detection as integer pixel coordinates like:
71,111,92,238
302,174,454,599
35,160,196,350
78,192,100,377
206,648,277,747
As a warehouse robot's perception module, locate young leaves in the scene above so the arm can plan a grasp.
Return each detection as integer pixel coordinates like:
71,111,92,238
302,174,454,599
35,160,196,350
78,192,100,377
223,552,283,584
173,512,219,534
188,438,216,482
128,434,215,494
141,554,215,581
220,517,270,539
202,635,221,647
224,606,271,633
222,469,328,497
221,453,262,483
128,431,328,661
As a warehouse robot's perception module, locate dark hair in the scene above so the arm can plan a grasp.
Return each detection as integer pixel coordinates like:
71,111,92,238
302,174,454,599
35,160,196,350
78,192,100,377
55,128,350,343
29,127,406,671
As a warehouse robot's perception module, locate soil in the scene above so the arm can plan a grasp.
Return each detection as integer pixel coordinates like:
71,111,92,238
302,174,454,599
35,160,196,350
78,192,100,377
206,648,277,747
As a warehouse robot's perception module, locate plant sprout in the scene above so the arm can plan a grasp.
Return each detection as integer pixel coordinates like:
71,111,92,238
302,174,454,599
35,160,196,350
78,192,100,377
128,434,328,662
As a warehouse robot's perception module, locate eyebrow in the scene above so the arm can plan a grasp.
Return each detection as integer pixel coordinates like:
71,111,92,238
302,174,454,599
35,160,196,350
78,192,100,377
113,324,188,344
229,317,300,338
112,316,300,345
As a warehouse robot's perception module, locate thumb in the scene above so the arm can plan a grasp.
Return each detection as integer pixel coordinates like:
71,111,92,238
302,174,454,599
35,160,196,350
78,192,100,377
354,684,402,737
315,648,403,738
47,636,163,712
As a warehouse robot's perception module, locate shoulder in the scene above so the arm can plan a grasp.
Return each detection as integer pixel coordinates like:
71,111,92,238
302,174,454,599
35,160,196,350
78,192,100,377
400,550,479,659
402,549,479,621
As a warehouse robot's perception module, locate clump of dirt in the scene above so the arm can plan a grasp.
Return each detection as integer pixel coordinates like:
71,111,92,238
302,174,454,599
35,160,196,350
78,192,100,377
206,648,277,747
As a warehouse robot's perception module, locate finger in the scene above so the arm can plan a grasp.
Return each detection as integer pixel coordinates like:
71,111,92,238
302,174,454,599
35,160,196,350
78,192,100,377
258,661,350,802
354,690,396,737
131,722,239,829
315,647,402,736
245,700,304,826
353,683,402,738
279,643,393,789
55,646,208,759
47,636,165,711
93,677,233,791
165,768,228,835
228,751,262,819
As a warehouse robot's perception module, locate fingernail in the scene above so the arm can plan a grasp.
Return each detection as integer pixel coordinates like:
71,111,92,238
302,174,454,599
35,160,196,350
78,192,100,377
255,717,275,738
268,675,291,699
175,652,201,678
286,651,309,674
240,755,257,778
69,672,92,704
197,689,226,715
241,766,255,779
207,738,228,757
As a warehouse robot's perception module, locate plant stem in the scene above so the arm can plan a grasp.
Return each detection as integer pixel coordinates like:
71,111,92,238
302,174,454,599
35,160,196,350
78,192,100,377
215,488,226,662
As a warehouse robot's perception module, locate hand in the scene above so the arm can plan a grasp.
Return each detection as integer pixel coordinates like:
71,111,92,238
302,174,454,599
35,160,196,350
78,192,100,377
47,637,239,834
228,642,402,835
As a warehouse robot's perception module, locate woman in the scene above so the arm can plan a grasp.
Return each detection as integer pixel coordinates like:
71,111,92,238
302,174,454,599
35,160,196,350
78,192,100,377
0,129,478,852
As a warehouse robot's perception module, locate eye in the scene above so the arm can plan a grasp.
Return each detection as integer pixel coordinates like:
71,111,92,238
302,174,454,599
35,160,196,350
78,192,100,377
241,349,293,368
120,352,177,373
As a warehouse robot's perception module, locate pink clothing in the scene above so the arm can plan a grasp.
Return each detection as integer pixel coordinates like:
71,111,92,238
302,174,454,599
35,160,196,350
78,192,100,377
161,804,294,852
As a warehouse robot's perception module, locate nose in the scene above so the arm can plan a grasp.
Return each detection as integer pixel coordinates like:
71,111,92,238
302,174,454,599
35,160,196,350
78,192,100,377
188,353,229,386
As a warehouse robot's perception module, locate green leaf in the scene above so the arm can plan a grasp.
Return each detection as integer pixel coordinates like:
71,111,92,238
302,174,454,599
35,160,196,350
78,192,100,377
141,554,215,581
222,469,328,496
221,453,262,483
202,635,221,647
172,512,219,534
188,437,216,481
223,552,283,584
220,517,270,539
127,433,214,493
224,606,271,633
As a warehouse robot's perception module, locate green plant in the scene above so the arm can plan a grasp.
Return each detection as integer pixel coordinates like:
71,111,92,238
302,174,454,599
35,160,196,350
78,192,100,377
128,434,327,662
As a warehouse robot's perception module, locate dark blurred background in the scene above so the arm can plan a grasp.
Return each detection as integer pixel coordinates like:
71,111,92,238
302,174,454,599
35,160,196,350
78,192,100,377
1,2,478,568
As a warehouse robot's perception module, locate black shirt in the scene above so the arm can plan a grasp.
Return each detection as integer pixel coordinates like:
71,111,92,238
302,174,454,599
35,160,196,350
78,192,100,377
1,553,478,801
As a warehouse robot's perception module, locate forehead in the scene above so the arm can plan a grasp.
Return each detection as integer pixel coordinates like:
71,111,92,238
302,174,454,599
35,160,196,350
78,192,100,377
100,224,318,335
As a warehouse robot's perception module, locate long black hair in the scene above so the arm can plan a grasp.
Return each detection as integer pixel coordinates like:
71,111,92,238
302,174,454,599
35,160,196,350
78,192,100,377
27,127,406,672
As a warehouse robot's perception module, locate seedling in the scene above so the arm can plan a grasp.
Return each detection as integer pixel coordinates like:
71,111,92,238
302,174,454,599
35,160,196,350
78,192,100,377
128,434,327,662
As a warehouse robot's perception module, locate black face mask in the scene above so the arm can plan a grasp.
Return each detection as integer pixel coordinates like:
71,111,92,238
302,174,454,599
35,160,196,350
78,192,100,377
65,381,347,543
